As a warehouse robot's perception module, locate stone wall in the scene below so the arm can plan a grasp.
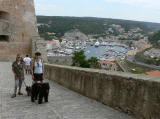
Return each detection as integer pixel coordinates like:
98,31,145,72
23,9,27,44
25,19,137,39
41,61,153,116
48,56,72,66
32,37,48,62
45,63,160,119
0,0,38,61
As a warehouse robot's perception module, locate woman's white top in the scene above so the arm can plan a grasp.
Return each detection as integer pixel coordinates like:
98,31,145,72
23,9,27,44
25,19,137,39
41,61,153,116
34,59,43,74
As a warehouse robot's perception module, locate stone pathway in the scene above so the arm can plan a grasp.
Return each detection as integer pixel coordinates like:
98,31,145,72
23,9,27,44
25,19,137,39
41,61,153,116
0,62,134,119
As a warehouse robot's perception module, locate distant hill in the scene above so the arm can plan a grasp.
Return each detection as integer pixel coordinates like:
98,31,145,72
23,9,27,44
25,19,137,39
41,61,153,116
143,22,160,31
148,30,160,48
37,16,160,40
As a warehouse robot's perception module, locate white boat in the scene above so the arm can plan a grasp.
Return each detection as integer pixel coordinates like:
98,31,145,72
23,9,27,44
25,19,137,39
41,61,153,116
68,47,74,49
95,41,100,47
101,42,107,46
86,50,90,54
47,53,54,56
76,46,80,50
65,49,73,55
59,50,65,54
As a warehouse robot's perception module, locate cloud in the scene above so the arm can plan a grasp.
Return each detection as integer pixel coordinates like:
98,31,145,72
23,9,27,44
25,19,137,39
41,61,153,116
34,0,160,23
34,0,70,16
104,0,160,9
34,0,56,11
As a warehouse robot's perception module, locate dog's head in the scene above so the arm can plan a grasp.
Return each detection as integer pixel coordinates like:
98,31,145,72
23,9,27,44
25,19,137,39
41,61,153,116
42,83,50,90
26,86,32,96
26,86,31,91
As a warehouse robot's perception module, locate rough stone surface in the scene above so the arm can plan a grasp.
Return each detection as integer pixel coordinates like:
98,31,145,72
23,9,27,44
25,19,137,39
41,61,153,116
32,38,48,62
0,62,134,119
48,56,73,66
45,63,160,119
0,0,38,61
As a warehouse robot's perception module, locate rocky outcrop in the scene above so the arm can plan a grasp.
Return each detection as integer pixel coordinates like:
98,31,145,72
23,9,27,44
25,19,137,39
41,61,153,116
64,29,88,41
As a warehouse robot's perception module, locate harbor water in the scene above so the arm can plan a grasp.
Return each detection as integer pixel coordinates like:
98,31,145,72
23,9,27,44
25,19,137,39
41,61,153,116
84,45,128,60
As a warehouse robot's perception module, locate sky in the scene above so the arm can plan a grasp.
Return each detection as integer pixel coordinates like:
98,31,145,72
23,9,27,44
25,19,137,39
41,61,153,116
34,0,160,23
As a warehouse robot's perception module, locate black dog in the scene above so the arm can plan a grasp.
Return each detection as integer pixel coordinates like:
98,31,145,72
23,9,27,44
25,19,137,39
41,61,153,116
26,86,32,96
31,83,50,104
23,81,32,96
31,83,41,102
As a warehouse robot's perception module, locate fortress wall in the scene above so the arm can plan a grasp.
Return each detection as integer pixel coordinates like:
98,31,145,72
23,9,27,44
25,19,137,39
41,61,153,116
45,63,160,119
0,0,38,61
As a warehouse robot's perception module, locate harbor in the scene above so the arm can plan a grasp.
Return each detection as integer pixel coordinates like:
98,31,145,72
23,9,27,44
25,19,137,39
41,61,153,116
47,39,129,61
85,45,128,60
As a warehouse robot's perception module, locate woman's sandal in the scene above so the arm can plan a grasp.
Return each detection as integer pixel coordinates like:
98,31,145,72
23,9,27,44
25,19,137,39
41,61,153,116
11,94,16,98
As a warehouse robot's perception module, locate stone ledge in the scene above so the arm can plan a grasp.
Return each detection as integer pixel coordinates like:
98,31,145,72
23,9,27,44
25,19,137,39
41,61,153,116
45,63,160,82
45,63,160,119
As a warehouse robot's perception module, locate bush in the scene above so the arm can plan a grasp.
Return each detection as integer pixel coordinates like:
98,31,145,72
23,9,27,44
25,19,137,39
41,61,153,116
72,51,99,68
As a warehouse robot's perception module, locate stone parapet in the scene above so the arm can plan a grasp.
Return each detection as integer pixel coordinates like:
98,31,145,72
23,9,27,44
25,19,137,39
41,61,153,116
45,63,160,119
48,56,73,66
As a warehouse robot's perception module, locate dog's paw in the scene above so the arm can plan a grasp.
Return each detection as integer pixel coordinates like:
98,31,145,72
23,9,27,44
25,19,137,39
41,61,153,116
31,99,35,102
38,101,42,104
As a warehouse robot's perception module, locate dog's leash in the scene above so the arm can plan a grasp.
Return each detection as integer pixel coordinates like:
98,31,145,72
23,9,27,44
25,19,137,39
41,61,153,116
23,80,27,87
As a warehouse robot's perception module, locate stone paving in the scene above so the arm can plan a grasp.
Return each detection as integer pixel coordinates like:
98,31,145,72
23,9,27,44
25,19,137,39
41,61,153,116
0,62,134,119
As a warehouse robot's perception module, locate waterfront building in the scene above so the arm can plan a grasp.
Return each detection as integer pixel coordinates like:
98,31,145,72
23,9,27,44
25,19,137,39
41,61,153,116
99,60,117,71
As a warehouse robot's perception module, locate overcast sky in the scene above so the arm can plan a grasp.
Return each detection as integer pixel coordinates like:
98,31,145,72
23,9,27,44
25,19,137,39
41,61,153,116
34,0,160,23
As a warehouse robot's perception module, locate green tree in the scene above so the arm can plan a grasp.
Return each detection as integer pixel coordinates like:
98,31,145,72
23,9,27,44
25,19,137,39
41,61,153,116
79,60,90,68
148,30,160,48
72,50,90,68
88,57,100,68
72,51,101,68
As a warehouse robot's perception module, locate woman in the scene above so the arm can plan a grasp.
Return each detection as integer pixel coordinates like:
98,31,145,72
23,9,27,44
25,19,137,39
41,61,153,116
31,52,44,83
11,54,25,98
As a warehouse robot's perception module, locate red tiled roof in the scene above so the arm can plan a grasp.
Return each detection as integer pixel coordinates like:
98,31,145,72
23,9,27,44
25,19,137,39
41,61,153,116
146,70,160,77
99,60,115,65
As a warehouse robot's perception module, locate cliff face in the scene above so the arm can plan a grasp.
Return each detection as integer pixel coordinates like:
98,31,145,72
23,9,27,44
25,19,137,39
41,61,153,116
63,29,88,41
0,0,38,61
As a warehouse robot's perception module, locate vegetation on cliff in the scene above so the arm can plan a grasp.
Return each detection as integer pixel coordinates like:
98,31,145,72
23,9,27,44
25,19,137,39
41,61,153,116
37,16,160,40
135,49,160,66
148,30,160,48
134,30,160,66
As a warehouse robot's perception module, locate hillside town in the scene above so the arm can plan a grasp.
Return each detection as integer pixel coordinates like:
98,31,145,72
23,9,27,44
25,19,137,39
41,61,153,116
36,23,153,73
36,17,160,76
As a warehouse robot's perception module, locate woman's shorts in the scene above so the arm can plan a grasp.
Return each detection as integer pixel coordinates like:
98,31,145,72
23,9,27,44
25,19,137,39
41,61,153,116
25,65,31,70
33,73,43,81
15,77,24,88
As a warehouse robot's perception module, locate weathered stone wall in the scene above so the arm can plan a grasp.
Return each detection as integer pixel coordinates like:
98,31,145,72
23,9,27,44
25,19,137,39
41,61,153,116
48,56,73,66
0,0,38,61
32,38,48,62
45,63,160,119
